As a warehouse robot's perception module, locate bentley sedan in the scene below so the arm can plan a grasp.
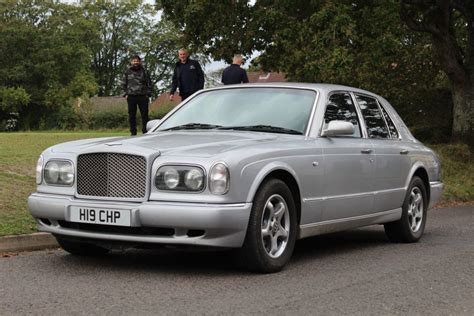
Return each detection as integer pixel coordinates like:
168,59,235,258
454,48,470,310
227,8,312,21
29,83,443,273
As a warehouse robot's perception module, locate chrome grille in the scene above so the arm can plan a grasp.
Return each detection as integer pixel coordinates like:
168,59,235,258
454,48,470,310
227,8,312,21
77,153,147,199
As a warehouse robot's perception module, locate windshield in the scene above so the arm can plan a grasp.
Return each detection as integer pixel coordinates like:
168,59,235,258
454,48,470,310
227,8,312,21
156,88,317,134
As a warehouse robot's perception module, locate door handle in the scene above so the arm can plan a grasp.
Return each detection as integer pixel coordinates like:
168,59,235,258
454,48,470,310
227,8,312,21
361,149,373,154
400,149,409,155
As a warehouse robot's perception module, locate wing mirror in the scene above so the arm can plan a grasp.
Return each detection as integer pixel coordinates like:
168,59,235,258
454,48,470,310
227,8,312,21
146,119,161,132
321,120,354,137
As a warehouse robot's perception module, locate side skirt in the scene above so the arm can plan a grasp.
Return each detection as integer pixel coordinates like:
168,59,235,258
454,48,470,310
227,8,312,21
298,208,402,239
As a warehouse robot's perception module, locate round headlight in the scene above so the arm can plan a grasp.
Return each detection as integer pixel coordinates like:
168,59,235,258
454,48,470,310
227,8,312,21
44,160,74,186
163,168,179,189
59,163,74,185
36,155,43,184
44,161,60,183
209,163,229,194
184,169,204,191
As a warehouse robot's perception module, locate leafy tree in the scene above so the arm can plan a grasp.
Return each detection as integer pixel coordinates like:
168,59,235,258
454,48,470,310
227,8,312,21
0,87,30,113
400,0,473,143
0,0,98,128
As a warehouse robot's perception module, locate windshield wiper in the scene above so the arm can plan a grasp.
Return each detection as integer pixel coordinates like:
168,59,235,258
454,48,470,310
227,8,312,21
217,125,303,135
161,123,222,131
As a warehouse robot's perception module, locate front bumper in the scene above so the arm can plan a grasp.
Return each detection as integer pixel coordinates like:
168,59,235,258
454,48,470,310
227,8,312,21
429,181,444,208
28,193,252,248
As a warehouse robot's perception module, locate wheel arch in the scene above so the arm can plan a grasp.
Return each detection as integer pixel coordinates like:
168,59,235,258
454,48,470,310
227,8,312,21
406,163,431,203
246,165,302,226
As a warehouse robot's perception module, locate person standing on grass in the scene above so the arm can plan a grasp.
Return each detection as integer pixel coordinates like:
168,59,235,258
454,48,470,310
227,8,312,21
221,54,249,85
169,48,204,102
121,54,152,136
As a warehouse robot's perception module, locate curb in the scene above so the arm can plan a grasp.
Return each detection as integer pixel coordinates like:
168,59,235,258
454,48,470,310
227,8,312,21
0,232,58,253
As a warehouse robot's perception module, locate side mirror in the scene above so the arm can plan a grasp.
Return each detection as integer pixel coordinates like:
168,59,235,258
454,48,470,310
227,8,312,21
321,120,354,137
146,119,161,132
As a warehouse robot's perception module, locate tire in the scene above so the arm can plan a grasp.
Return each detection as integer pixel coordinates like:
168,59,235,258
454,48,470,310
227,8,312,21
238,178,297,273
384,176,428,243
56,236,109,256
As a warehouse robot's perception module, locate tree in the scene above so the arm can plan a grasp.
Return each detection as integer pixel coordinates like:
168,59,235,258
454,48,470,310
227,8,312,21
400,0,473,143
0,0,98,128
157,0,255,63
158,1,442,113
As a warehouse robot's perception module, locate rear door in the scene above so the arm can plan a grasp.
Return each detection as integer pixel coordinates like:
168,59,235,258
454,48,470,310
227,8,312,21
355,94,409,212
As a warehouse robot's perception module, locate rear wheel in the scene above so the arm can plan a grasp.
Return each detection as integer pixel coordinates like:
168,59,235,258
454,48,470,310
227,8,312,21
384,176,427,243
238,179,297,273
56,236,109,256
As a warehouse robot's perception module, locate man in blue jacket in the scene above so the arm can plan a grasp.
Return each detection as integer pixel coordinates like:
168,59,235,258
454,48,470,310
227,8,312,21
221,54,249,85
169,48,205,101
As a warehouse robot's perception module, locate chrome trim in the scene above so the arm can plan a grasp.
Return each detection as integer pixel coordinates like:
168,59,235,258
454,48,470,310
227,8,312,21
75,152,150,202
298,208,402,239
303,187,405,202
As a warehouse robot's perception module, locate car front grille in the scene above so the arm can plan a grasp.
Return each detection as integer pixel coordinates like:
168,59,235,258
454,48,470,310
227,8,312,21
77,153,147,199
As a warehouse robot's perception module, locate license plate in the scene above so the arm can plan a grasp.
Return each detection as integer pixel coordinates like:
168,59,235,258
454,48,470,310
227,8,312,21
70,206,131,227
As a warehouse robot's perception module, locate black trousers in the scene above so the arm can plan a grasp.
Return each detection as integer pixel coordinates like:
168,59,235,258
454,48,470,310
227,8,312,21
180,92,193,101
127,95,149,135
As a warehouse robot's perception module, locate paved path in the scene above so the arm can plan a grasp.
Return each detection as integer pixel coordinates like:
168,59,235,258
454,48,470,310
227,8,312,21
1,206,473,315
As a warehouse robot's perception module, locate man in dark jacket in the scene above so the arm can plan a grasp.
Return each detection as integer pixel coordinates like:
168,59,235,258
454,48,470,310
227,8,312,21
169,48,204,101
221,54,249,85
122,55,152,136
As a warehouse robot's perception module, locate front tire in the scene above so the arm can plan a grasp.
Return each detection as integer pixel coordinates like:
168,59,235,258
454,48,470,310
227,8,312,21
384,176,428,243
239,179,297,273
56,236,109,256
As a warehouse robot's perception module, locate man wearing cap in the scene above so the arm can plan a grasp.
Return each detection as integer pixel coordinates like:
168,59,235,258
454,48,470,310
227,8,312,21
121,54,152,136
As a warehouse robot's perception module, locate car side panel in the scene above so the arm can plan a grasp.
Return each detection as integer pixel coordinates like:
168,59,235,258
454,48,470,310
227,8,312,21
318,138,375,221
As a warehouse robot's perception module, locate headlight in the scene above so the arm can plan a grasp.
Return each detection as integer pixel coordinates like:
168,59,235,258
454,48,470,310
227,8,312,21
155,165,205,191
209,163,229,194
44,160,74,186
36,155,43,184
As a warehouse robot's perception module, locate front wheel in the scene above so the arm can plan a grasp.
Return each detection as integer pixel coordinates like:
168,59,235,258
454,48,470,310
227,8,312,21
238,179,297,273
384,176,428,243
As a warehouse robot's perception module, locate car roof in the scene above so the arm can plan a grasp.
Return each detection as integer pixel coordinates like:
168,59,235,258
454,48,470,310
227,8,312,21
208,82,383,99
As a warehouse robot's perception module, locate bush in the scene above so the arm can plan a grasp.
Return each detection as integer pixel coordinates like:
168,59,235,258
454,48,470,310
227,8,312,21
393,88,453,144
90,108,129,129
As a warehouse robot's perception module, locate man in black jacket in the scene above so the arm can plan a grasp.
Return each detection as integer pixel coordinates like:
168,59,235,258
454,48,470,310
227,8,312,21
169,48,204,101
221,54,249,85
122,55,152,136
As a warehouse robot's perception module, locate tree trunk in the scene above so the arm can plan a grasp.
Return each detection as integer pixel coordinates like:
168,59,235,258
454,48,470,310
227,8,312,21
451,83,474,145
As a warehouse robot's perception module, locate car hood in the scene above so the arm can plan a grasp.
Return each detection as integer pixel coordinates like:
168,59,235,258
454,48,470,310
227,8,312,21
49,131,289,157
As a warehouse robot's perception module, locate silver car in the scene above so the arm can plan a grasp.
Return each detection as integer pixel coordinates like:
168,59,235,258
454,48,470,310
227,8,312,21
28,83,443,273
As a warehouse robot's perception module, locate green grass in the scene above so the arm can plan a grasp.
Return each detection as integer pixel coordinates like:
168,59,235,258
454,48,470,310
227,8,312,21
430,143,474,202
0,132,472,236
0,131,127,236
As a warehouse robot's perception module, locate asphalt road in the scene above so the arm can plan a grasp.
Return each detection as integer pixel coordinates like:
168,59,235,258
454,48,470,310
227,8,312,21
1,206,473,315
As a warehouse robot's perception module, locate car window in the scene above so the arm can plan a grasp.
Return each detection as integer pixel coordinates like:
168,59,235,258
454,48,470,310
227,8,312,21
380,104,399,139
356,94,390,139
323,92,361,137
157,88,316,134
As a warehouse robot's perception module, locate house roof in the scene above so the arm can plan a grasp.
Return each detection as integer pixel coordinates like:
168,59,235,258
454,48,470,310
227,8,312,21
247,72,287,83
